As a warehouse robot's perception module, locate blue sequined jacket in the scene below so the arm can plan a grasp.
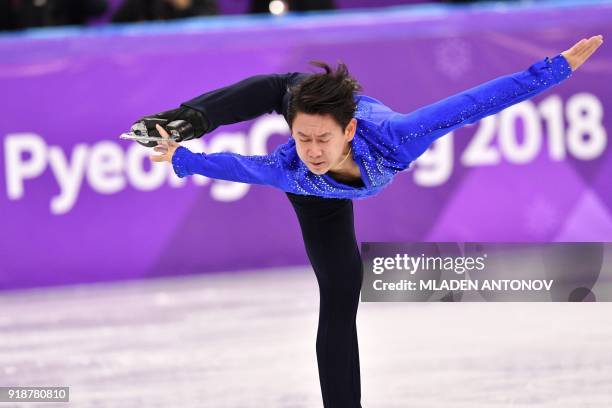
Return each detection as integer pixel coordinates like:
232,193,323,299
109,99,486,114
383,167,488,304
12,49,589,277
172,54,572,199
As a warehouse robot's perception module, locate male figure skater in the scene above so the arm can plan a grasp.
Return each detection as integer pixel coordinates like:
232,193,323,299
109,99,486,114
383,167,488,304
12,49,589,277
125,36,603,407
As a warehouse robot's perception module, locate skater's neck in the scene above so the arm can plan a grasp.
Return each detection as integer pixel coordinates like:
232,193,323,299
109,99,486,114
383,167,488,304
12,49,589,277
327,143,362,183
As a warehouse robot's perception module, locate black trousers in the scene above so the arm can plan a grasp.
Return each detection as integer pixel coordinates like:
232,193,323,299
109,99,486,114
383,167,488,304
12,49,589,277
286,192,363,408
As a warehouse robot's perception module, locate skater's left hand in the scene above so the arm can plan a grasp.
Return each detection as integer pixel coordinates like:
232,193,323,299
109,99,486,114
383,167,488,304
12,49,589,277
150,124,180,163
561,35,604,72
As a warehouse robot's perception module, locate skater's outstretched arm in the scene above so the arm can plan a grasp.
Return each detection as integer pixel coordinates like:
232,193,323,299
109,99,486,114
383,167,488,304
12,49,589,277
150,124,288,188
385,35,604,166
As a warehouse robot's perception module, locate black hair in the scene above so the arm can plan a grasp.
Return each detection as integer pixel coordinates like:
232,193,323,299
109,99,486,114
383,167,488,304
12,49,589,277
287,60,362,131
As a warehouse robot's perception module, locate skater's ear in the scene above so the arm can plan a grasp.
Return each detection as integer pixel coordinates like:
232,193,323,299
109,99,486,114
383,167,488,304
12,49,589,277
344,118,357,141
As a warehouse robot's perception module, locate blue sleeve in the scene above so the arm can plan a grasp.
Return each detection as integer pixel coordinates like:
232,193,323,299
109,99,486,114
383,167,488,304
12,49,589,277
384,54,573,165
171,145,287,189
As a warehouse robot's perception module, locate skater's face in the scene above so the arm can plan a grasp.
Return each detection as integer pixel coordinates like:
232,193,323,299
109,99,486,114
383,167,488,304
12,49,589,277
291,112,357,175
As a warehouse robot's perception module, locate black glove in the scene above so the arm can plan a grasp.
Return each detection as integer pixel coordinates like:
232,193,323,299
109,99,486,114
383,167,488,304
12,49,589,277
132,105,209,147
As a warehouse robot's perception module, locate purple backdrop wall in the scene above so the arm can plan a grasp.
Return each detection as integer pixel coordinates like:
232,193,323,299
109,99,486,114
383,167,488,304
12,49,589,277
1,1,611,290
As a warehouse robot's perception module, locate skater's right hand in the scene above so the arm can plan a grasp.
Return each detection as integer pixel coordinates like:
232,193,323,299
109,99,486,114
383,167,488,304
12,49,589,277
150,124,181,163
561,35,604,72
133,105,208,148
